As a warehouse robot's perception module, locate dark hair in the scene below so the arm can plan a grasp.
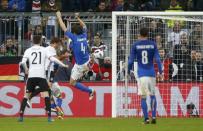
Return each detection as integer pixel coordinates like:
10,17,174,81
50,37,62,45
140,28,149,37
71,23,83,35
33,35,42,45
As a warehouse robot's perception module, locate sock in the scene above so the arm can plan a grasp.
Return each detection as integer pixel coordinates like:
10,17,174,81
45,97,51,117
19,98,28,117
150,95,157,118
141,98,148,120
56,98,62,108
75,82,92,93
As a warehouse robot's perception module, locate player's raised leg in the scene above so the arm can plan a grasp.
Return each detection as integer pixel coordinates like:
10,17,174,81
70,77,95,100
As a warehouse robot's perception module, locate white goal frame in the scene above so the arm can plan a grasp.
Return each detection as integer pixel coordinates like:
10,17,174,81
112,11,203,118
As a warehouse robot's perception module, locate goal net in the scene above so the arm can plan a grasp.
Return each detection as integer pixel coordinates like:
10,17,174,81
112,12,203,118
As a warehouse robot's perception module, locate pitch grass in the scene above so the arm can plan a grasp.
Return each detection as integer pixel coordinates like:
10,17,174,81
0,117,203,131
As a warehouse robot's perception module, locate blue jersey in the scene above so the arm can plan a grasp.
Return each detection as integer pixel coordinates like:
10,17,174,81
128,39,163,78
65,28,89,65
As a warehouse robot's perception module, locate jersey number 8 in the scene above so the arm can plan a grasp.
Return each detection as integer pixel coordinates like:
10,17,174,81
142,50,148,64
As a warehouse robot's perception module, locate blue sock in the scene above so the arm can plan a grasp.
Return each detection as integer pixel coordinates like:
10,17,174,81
141,98,148,120
75,82,92,93
150,95,157,118
51,103,56,109
56,98,62,108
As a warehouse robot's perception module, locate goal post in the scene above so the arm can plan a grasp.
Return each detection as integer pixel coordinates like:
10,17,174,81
112,12,203,118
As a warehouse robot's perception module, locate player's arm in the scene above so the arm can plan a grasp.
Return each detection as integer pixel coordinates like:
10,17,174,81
128,44,136,74
21,50,29,75
75,13,87,32
154,44,164,80
49,56,68,68
154,46,163,74
56,11,68,32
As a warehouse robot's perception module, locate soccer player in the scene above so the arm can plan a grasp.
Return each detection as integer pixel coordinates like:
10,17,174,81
18,35,68,122
45,42,70,119
56,11,95,100
128,28,163,124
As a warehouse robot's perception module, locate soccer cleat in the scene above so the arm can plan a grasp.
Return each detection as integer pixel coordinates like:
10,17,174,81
18,117,23,122
48,117,54,122
51,108,57,112
151,118,156,124
58,115,64,120
143,118,150,124
89,89,95,100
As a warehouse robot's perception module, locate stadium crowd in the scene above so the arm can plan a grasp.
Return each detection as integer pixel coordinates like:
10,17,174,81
0,0,203,12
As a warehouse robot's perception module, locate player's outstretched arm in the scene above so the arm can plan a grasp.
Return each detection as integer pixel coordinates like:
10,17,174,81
75,13,87,29
56,11,68,32
49,56,68,68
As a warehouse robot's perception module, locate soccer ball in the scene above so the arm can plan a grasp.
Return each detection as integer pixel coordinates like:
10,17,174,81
93,49,104,59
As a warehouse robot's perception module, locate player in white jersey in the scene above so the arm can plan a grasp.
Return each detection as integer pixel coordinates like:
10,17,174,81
45,38,67,119
18,35,68,122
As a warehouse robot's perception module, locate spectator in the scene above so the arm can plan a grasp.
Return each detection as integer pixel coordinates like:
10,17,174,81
75,0,99,11
8,0,25,11
139,0,154,11
0,0,8,11
155,48,172,81
42,0,61,11
186,50,198,81
167,21,186,57
195,52,203,82
5,37,18,56
172,33,190,81
30,0,42,27
191,36,203,55
166,0,183,11
100,56,112,81
87,55,101,81
189,23,202,48
121,0,133,11
114,0,124,11
91,33,108,63
42,0,61,41
148,20,159,40
155,34,164,50
0,45,6,56
95,0,109,12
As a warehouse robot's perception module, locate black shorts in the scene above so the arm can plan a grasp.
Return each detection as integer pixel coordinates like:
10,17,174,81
26,77,49,93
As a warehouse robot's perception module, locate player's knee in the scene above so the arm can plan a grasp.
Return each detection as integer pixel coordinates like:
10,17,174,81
141,95,147,99
24,93,30,99
40,91,49,97
69,79,76,86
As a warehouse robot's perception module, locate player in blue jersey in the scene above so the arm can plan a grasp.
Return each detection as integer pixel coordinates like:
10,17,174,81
128,28,163,124
56,11,95,100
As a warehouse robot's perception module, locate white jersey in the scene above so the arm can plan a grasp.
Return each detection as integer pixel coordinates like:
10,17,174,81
45,45,57,72
22,45,52,78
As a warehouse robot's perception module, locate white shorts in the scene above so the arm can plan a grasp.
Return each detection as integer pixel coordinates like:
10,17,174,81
71,61,89,80
137,77,156,96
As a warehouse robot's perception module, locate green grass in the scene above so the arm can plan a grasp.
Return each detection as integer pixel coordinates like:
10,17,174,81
0,117,203,131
